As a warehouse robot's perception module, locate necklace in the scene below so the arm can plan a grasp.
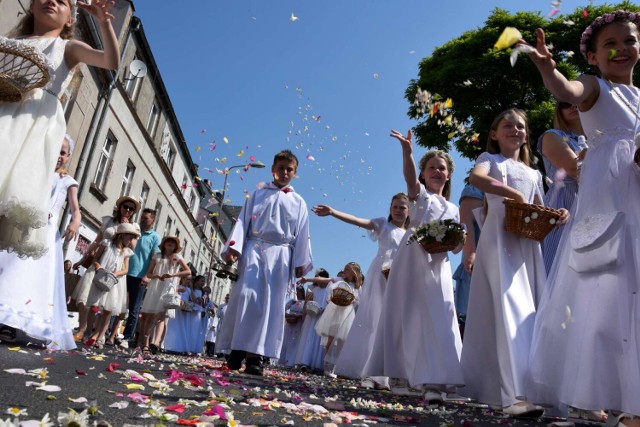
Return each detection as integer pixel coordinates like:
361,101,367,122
606,80,640,148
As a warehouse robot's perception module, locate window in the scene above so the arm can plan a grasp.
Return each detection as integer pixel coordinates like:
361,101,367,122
189,189,198,213
175,228,181,238
146,99,160,138
119,160,136,198
190,249,196,265
183,239,188,257
93,133,117,191
163,216,173,237
136,182,150,222
165,146,176,170
154,201,162,231
124,55,144,101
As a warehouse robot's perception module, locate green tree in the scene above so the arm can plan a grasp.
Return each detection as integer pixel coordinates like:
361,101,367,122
408,2,640,164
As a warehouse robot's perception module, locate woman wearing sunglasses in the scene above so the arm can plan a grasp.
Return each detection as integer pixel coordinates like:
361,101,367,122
72,195,141,344
537,101,587,275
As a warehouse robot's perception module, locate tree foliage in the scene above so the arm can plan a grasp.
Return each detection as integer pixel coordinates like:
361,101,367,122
407,2,640,164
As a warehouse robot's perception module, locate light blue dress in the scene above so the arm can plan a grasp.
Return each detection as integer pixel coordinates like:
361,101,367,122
537,129,587,274
452,184,484,317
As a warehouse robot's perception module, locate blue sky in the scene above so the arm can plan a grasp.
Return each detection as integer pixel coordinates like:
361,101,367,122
134,0,604,279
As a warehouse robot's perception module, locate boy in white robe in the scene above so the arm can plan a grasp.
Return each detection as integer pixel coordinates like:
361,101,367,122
216,150,313,375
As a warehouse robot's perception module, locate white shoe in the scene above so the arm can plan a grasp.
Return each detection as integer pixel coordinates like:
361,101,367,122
423,390,445,404
444,392,473,402
502,403,544,418
390,379,422,396
360,378,375,389
118,340,129,349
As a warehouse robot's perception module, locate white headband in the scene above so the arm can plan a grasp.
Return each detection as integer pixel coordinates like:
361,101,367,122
65,133,75,154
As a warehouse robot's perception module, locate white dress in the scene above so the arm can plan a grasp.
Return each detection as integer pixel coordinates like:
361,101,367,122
528,78,640,416
460,152,546,407
278,299,305,367
215,182,313,358
0,173,77,350
294,284,328,370
0,37,73,259
364,185,463,389
82,240,132,315
140,254,183,314
335,219,405,379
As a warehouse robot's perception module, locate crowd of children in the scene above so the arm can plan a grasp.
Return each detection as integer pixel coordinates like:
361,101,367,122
1,3,639,425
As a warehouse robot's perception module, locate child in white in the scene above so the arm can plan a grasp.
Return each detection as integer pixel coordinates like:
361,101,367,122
0,134,81,349
0,0,119,259
83,223,137,347
138,236,190,354
314,262,363,376
364,139,464,403
217,150,313,375
278,285,306,367
523,11,640,424
294,269,331,371
460,109,568,415
312,195,409,389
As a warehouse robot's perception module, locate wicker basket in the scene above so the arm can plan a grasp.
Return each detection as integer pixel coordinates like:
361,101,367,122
0,37,50,102
419,233,465,254
285,314,300,324
331,283,355,307
305,300,322,315
503,199,563,241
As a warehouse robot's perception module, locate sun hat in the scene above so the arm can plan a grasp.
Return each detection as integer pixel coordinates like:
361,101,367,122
115,195,141,214
115,222,141,237
160,236,182,254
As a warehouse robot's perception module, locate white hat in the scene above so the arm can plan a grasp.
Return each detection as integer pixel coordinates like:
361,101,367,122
115,222,140,237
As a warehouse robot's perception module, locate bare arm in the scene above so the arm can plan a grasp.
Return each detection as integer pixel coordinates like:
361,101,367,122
65,0,119,70
63,185,81,242
390,130,420,199
459,197,483,273
311,205,374,230
540,132,581,180
115,256,129,278
297,276,332,286
469,165,526,203
523,29,600,110
145,257,158,280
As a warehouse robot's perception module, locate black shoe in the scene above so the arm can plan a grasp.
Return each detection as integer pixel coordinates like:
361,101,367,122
244,357,264,376
0,325,17,343
226,350,246,370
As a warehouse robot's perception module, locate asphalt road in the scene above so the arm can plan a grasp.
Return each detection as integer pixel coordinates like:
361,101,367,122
0,342,587,426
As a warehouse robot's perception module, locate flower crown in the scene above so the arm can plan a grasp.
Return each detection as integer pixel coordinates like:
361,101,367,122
580,10,640,58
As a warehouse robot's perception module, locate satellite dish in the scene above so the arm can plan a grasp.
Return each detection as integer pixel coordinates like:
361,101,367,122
129,59,147,79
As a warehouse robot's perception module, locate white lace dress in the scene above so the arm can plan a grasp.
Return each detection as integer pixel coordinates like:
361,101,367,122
0,173,77,349
528,78,640,416
460,152,546,407
335,219,405,379
0,36,73,259
140,254,183,314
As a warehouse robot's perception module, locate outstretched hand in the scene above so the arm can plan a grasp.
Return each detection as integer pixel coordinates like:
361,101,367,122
390,129,413,152
77,0,115,23
63,223,79,242
520,28,556,72
311,205,332,217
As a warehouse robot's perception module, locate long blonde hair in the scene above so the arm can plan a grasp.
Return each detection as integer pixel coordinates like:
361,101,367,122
344,262,364,289
7,1,76,40
486,108,531,167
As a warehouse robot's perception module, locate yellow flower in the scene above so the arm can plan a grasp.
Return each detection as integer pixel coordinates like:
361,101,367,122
495,27,522,50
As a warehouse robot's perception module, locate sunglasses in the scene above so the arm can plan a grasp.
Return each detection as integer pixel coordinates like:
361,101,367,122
121,205,136,212
558,102,574,110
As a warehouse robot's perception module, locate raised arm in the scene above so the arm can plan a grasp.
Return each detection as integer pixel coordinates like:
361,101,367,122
66,0,119,70
311,205,374,230
390,130,420,199
523,29,599,109
297,276,332,286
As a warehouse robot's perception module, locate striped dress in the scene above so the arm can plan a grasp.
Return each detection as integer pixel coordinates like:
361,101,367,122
537,129,587,274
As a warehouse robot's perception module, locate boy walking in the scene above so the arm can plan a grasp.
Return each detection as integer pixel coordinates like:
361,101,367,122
216,150,313,375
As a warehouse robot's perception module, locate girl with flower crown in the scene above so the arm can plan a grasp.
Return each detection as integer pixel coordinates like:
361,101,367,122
521,10,640,425
0,0,119,260
137,236,190,355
